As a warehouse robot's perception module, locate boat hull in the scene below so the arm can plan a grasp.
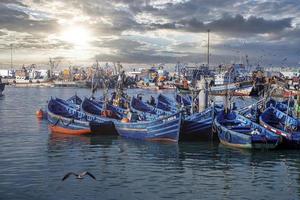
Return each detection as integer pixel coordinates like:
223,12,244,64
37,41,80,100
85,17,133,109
48,98,117,135
49,125,91,135
114,112,182,142
157,94,219,140
259,108,300,149
215,111,280,149
180,109,216,140
47,112,92,135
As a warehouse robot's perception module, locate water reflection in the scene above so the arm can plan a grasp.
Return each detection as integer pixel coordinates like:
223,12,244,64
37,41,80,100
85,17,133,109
3,87,300,200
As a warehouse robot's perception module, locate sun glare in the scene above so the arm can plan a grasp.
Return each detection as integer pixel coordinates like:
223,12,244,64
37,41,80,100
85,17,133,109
61,26,91,47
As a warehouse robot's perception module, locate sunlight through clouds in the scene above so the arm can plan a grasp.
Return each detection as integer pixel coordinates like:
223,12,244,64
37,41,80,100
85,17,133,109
0,0,299,66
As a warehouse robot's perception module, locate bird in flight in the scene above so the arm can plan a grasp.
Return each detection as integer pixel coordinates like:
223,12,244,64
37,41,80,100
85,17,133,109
62,171,96,181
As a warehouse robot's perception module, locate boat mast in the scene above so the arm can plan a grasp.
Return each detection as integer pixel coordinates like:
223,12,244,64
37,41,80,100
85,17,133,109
284,93,292,131
10,44,13,69
224,67,232,114
91,60,99,98
296,92,300,118
207,29,210,68
177,62,180,80
115,62,124,106
102,79,109,111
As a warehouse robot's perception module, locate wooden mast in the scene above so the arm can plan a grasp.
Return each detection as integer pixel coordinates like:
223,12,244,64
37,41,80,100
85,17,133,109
207,29,210,68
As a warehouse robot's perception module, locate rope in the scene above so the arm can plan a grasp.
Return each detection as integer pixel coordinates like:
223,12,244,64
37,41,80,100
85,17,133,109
51,118,60,127
51,117,74,127
212,123,217,133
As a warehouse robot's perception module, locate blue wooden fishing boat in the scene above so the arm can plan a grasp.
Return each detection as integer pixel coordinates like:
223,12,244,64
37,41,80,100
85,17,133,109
47,97,115,135
237,99,264,122
0,82,5,96
157,94,178,112
176,94,192,107
66,94,83,105
266,98,295,115
214,111,281,149
182,107,216,138
114,111,182,142
81,97,124,119
131,96,170,116
81,97,182,142
259,106,300,148
156,94,218,140
239,98,296,123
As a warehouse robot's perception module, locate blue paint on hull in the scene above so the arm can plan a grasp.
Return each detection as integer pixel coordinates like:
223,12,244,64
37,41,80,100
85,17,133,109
47,98,116,134
215,111,280,149
114,112,182,142
156,94,217,140
260,106,300,148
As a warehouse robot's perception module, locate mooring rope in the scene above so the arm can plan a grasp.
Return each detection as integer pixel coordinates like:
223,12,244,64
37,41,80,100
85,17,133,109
52,117,74,127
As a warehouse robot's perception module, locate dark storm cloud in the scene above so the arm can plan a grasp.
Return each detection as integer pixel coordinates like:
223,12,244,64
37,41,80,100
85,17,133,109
1,0,293,36
0,34,72,50
0,0,299,65
68,0,294,36
149,14,293,34
0,3,59,34
94,38,178,63
208,15,292,34
97,38,146,49
0,0,28,7
126,0,237,20
94,51,205,63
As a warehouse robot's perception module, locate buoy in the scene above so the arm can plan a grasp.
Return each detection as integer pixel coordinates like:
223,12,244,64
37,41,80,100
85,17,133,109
101,110,113,117
36,109,44,119
101,110,108,117
121,118,129,123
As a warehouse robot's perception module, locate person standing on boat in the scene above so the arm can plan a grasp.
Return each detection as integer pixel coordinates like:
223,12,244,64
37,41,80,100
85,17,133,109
126,108,138,122
182,77,189,89
149,96,155,106
137,93,143,101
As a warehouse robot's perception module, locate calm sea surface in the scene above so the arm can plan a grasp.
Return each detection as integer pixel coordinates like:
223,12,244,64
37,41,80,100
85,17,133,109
0,87,300,200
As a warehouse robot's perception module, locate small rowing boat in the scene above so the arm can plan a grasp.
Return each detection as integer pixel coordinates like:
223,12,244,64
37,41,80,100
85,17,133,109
47,97,114,135
214,110,281,149
157,94,217,140
81,97,182,142
114,111,182,142
260,106,300,148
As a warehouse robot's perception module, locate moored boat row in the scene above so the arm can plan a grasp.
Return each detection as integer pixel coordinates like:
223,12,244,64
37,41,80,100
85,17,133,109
38,77,300,150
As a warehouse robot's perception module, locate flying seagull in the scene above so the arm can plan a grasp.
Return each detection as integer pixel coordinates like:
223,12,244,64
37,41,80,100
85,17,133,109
62,171,96,181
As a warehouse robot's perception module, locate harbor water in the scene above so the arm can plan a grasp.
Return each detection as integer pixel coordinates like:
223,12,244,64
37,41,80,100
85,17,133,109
1,87,300,200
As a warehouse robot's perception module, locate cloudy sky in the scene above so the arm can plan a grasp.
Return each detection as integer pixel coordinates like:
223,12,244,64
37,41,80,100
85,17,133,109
0,0,300,67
